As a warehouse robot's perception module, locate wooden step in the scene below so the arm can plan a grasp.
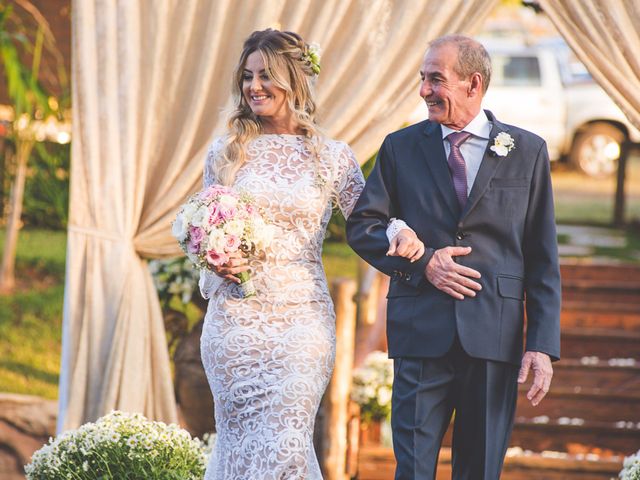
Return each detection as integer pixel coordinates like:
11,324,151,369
562,278,640,291
560,262,640,283
562,287,640,305
561,327,640,358
552,359,640,393
560,308,640,331
357,445,623,480
437,417,639,456
509,418,640,456
559,263,640,307
516,386,640,423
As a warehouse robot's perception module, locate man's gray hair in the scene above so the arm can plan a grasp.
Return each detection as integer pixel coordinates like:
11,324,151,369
429,34,492,93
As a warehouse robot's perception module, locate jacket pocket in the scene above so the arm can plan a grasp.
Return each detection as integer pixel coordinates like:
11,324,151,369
497,275,524,300
491,178,529,188
386,279,422,298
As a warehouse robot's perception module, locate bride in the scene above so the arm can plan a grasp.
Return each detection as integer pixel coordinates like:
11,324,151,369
199,28,423,479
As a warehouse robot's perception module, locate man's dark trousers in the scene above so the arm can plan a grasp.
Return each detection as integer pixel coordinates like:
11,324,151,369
391,337,519,479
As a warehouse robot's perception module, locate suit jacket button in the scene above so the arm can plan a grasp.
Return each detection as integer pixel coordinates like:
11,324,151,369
405,274,412,281
456,231,465,240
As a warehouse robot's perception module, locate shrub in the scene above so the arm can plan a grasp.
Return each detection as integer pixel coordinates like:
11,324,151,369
25,411,210,480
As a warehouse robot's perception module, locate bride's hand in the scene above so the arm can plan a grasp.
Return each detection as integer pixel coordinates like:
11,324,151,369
211,251,250,283
387,229,425,263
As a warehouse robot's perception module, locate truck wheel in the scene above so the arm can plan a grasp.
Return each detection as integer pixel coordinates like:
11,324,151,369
569,123,625,177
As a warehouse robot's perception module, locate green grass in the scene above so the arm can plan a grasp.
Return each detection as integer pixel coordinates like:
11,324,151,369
592,227,640,262
553,193,640,225
0,229,66,399
322,241,359,280
551,156,640,225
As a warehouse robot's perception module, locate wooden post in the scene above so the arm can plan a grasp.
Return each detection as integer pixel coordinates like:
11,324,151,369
0,139,34,293
320,277,357,480
613,141,629,226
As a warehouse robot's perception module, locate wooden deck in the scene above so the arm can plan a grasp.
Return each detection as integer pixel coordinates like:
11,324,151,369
357,446,623,480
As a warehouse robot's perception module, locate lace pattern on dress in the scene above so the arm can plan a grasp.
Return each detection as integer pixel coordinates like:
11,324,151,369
200,135,363,480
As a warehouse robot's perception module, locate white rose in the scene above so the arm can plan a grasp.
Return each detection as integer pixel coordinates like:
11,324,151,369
496,132,514,147
218,194,238,208
181,202,198,224
490,144,509,156
224,219,245,237
190,205,209,228
207,229,226,252
172,214,188,242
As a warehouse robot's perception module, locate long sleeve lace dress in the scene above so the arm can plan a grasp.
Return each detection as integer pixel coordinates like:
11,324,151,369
199,134,365,479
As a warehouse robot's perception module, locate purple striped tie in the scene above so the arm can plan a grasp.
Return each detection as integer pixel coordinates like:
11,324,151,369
447,131,472,209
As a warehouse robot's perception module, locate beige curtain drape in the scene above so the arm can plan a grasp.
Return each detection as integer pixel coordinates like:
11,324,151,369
60,0,497,431
539,0,640,129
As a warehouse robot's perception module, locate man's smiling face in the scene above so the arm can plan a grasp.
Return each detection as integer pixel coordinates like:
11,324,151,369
419,43,479,130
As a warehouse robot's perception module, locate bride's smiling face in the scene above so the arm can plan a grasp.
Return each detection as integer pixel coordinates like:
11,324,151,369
242,51,290,120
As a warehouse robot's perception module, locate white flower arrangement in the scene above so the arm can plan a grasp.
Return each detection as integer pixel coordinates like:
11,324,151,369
148,257,200,306
620,449,640,480
489,132,515,157
25,411,212,479
351,350,394,422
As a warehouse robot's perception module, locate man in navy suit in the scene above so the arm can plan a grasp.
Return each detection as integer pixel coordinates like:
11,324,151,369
347,35,561,479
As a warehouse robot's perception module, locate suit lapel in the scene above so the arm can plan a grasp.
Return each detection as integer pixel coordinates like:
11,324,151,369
418,122,461,218
461,113,510,219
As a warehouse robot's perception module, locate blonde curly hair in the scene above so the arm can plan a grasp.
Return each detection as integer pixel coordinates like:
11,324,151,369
215,29,325,186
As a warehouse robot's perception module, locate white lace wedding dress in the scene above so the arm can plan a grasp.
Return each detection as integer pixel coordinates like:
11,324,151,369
199,134,365,479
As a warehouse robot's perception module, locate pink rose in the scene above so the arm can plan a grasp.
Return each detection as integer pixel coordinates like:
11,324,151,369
224,234,241,253
201,185,229,201
187,226,205,253
187,238,200,254
208,203,223,226
189,226,205,243
206,250,229,267
219,205,237,222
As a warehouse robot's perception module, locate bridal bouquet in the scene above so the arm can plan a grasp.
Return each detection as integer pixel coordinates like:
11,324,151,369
24,411,208,479
172,184,274,297
352,350,394,422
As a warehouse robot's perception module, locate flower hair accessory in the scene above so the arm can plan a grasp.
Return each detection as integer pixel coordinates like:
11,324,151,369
303,43,321,75
490,132,515,157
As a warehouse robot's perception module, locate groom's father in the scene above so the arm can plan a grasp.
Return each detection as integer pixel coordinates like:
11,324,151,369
347,35,560,479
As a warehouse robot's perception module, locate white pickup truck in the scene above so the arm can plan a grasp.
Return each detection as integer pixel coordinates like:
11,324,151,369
482,38,640,177
411,38,640,177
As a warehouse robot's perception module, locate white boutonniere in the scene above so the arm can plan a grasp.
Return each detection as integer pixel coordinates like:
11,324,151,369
490,132,515,156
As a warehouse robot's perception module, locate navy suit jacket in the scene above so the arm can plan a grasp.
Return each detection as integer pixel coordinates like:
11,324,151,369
346,111,561,365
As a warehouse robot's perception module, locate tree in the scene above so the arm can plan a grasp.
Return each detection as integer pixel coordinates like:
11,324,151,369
0,0,69,293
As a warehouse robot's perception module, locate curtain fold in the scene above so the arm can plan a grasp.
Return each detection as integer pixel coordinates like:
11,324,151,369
538,0,640,129
60,0,497,431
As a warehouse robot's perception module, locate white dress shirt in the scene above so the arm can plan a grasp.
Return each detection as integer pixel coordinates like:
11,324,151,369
441,110,493,195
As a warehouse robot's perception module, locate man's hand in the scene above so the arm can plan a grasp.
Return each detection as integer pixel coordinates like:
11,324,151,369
387,229,425,262
518,351,553,406
425,246,481,299
210,251,250,283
